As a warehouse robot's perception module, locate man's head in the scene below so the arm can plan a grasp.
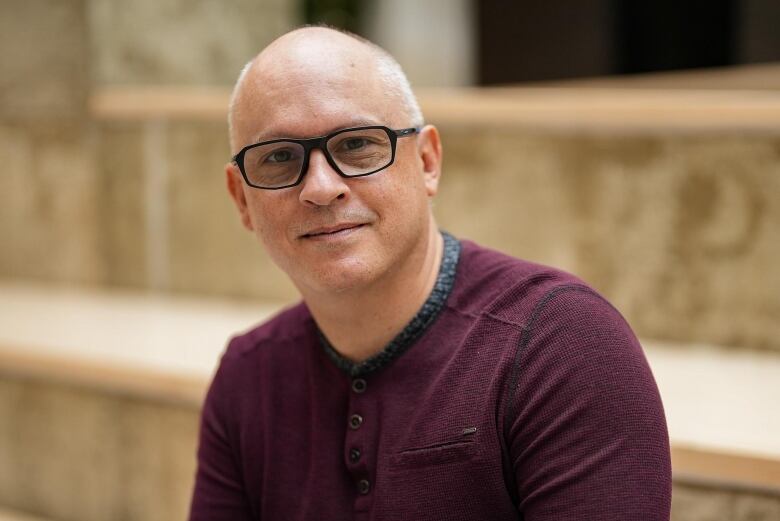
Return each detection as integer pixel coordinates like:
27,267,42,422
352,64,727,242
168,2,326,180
225,27,443,296
227,29,424,152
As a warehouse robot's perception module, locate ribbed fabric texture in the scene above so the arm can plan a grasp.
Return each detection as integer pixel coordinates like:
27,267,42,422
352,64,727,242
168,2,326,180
189,238,672,521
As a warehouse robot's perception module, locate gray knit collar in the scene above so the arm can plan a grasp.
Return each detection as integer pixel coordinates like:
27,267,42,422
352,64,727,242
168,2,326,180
318,231,461,377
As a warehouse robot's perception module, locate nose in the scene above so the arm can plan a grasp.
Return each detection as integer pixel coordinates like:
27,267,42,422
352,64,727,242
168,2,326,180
298,149,349,206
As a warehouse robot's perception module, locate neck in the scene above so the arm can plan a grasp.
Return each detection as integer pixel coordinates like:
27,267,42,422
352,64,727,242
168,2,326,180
304,222,444,362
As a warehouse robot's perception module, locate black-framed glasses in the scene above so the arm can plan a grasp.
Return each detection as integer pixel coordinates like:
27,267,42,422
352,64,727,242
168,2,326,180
231,125,420,190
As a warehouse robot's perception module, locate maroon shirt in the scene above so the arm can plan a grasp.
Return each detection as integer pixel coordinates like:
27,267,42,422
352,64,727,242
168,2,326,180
189,235,671,520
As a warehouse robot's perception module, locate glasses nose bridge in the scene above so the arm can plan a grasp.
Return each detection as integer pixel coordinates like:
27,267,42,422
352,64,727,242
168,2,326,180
311,134,334,157
300,135,339,178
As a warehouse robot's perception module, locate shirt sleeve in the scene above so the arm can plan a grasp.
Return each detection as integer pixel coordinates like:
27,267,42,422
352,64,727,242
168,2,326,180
506,285,672,520
188,352,255,521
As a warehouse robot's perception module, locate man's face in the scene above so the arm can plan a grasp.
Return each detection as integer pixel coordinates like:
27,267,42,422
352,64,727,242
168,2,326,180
227,39,441,296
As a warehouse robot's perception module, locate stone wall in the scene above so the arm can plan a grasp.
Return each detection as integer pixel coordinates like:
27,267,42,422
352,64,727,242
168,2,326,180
0,0,90,121
0,377,199,521
673,480,780,520
437,129,780,351
93,119,296,298
0,0,298,293
87,0,294,87
0,122,103,286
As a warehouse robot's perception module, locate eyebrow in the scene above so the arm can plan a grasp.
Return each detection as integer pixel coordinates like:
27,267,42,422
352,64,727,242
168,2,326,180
250,118,384,144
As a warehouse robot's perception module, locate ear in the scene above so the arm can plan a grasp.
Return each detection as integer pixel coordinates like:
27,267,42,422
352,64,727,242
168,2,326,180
225,162,254,231
417,125,443,197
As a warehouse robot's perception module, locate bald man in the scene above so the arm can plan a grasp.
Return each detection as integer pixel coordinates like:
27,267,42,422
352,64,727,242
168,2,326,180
189,27,671,520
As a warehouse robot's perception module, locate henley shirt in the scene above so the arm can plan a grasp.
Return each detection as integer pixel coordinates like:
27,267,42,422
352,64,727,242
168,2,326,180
189,233,672,520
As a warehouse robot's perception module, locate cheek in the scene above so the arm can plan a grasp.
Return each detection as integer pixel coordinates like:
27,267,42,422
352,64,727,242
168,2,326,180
252,214,298,275
374,176,430,234
245,195,289,247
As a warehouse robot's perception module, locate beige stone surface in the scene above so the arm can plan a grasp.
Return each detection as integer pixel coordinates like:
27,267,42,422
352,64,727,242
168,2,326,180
2,117,298,300
0,0,89,120
0,380,121,520
545,63,780,91
94,121,148,289
116,401,199,521
0,281,276,380
672,481,780,521
0,507,53,521
672,484,734,521
0,377,199,521
87,0,296,86
93,120,298,299
435,128,780,351
165,121,298,300
0,123,104,285
732,491,780,520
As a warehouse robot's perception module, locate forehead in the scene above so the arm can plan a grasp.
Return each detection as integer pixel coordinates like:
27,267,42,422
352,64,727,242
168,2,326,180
234,38,396,146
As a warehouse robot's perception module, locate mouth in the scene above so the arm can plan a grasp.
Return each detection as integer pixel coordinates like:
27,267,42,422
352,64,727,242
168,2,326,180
301,223,366,239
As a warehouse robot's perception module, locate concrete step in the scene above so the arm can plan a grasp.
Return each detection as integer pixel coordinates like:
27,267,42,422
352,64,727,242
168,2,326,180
1,282,779,521
1,281,778,463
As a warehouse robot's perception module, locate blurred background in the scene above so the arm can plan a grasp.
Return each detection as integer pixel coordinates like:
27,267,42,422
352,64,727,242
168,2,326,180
1,1,779,520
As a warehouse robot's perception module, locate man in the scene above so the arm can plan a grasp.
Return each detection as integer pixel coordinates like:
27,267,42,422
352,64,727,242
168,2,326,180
189,26,671,520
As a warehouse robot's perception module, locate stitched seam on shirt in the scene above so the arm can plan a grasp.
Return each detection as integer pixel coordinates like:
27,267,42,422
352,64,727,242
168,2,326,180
504,284,615,421
440,299,540,346
499,283,608,508
446,295,538,331
483,311,532,331
483,271,565,326
441,302,479,321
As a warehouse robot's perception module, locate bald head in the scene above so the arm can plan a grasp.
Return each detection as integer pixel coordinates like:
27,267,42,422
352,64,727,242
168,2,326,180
228,27,423,152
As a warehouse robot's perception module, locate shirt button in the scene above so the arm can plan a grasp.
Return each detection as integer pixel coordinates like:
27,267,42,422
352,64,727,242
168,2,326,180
358,479,371,495
351,378,367,393
349,448,361,463
349,414,363,430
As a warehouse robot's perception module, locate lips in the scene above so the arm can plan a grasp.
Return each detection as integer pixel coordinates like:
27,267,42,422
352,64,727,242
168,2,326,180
301,223,365,238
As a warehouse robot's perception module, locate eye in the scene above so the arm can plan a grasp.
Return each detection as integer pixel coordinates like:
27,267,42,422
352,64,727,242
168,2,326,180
343,138,368,151
267,149,294,163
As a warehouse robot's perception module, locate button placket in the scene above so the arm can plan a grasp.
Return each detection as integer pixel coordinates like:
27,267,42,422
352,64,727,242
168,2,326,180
344,375,374,507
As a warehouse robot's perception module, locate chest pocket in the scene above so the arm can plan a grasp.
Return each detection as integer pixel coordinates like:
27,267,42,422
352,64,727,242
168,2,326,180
390,430,479,469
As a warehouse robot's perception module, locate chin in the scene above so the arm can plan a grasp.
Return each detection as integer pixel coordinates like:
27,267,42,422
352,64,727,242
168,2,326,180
297,255,382,295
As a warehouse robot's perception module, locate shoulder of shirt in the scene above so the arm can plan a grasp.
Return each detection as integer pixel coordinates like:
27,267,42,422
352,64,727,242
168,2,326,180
449,238,614,329
221,300,314,361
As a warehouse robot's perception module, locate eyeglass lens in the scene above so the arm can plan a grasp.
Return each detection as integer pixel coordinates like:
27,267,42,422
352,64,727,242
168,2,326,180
242,128,393,189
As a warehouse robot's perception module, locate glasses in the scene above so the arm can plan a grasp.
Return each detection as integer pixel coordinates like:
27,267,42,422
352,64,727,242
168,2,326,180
231,125,420,190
